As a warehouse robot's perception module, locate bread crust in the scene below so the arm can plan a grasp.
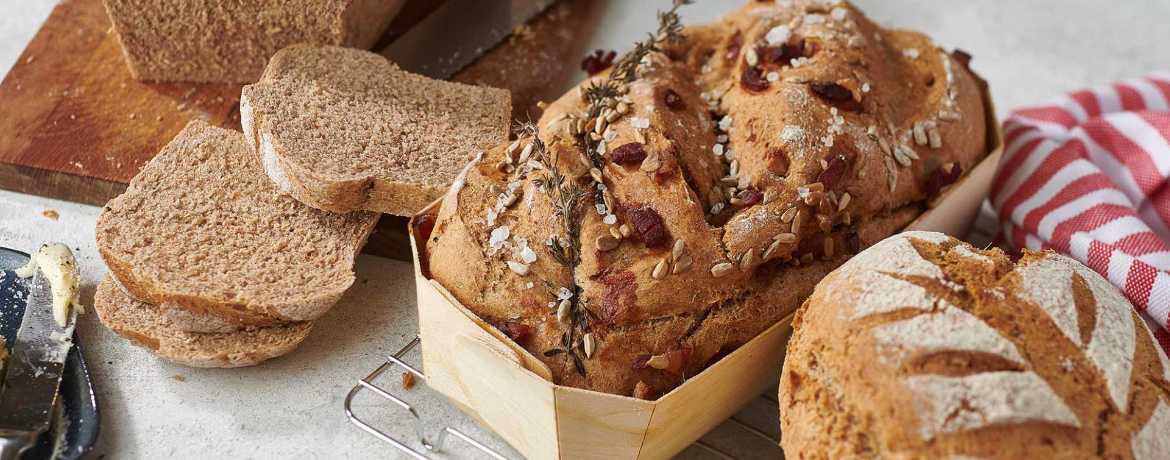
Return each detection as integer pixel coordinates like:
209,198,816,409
240,45,512,216
94,276,312,368
779,232,1170,459
425,1,988,397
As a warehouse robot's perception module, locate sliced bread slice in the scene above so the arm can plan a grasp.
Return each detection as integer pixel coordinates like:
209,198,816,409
94,276,311,368
96,121,378,325
241,44,512,216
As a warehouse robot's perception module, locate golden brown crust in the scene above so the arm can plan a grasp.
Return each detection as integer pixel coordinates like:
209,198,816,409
780,232,1170,459
426,0,988,397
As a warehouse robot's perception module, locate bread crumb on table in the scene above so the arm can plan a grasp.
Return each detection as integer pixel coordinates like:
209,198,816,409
172,375,186,382
42,209,59,220
402,372,416,391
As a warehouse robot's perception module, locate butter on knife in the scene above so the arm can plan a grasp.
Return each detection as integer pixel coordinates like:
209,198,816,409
15,243,84,327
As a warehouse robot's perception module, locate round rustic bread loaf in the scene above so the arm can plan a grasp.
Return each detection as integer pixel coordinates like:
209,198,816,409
424,0,988,397
779,231,1170,459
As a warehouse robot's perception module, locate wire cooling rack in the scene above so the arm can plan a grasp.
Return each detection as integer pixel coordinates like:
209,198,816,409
344,334,783,459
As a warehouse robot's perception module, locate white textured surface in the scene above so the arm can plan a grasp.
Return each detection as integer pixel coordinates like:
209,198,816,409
906,372,1080,440
871,305,1025,366
1133,400,1170,460
2,0,1170,458
1018,253,1138,410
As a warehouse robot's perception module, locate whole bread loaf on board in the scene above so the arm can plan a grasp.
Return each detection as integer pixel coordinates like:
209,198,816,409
95,121,378,331
101,0,403,83
422,0,988,398
779,231,1170,460
94,276,312,368
241,45,512,216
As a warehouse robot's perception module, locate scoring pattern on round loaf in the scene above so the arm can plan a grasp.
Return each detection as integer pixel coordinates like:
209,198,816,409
779,231,1170,459
424,0,988,398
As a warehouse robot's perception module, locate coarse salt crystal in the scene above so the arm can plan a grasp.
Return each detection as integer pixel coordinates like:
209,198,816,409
903,48,919,59
765,25,791,45
830,7,848,20
630,117,651,129
713,144,725,156
489,226,510,246
603,214,617,225
557,287,573,300
766,71,779,82
520,246,537,264
718,116,733,131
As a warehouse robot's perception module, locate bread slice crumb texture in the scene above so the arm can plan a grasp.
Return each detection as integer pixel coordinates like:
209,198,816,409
241,44,512,215
95,121,379,323
94,275,312,368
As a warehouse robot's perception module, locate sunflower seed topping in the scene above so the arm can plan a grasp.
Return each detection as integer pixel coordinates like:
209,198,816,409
710,262,735,278
652,258,670,280
597,235,619,251
583,333,596,358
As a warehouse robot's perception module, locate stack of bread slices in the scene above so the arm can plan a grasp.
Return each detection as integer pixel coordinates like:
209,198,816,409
93,45,511,367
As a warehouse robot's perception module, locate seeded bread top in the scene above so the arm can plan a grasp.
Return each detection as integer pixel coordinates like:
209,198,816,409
424,0,988,397
241,45,512,215
96,121,379,323
779,231,1170,459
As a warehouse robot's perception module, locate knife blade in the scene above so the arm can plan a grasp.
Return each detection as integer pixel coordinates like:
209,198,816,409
0,270,75,457
381,0,558,79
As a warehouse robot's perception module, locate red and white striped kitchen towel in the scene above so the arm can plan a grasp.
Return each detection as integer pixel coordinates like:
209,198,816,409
990,71,1170,352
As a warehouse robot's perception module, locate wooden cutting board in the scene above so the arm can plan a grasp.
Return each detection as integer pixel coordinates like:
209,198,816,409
0,0,599,260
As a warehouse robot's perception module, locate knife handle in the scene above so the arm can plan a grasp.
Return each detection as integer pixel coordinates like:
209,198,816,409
0,432,34,460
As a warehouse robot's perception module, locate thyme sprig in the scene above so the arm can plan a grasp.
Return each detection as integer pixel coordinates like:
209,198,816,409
533,0,693,377
579,0,692,188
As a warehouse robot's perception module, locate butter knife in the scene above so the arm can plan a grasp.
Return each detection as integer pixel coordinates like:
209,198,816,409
0,270,75,459
382,0,558,79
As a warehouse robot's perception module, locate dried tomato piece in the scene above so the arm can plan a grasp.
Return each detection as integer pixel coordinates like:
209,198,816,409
627,206,669,248
741,66,770,92
412,213,437,248
496,321,531,343
725,31,744,63
763,39,817,66
633,381,657,400
952,49,973,70
739,189,763,206
926,163,963,200
817,154,850,191
610,142,647,165
664,89,685,110
581,49,616,75
810,81,854,102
